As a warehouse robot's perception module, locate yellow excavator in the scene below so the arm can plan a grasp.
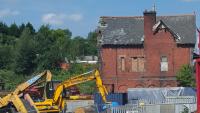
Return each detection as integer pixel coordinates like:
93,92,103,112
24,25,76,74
0,70,52,113
34,69,109,113
0,69,109,113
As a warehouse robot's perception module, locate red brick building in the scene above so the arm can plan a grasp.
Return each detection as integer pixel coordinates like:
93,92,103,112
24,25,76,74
97,10,196,93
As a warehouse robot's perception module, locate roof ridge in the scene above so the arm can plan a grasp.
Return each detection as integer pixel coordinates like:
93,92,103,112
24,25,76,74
100,13,195,19
100,16,143,18
158,13,195,17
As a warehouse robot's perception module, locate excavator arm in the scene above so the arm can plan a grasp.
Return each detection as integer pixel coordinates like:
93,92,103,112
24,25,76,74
0,70,52,113
35,69,108,113
13,70,52,95
53,69,108,104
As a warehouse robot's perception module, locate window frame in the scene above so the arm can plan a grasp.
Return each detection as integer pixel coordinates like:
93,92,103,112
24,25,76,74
119,56,126,72
131,56,145,72
160,56,168,72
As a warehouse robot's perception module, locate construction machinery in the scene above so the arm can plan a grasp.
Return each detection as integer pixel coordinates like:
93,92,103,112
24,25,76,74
0,69,110,113
34,69,109,113
0,70,52,113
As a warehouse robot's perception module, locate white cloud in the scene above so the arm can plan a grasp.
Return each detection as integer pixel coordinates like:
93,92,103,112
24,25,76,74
0,9,20,18
42,13,83,25
42,13,65,25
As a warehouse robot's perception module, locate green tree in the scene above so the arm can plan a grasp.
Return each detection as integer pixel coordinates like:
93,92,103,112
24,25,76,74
9,23,20,37
86,32,97,55
72,36,86,57
19,23,25,35
35,26,71,71
15,28,37,75
0,22,9,35
26,22,35,35
176,64,195,87
0,45,14,69
68,63,86,74
63,29,72,38
0,34,16,45
68,39,79,60
0,70,25,90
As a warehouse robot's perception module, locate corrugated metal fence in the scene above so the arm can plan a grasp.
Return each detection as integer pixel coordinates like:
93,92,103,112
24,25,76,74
109,104,196,113
107,96,197,113
129,96,196,105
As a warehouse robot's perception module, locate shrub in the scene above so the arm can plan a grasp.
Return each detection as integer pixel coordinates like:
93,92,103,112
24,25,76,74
176,64,195,87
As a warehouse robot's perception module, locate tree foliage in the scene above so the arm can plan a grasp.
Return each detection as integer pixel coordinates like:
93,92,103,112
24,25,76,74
0,22,8,34
34,26,71,71
0,45,14,69
14,28,37,75
0,22,98,91
176,64,195,87
25,22,35,35
0,70,24,90
86,32,97,55
9,23,20,37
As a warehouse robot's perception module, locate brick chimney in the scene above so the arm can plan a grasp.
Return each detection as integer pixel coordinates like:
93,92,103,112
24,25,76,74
143,10,156,38
143,10,157,76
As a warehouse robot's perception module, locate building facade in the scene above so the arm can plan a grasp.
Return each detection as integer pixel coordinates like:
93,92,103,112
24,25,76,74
97,11,196,93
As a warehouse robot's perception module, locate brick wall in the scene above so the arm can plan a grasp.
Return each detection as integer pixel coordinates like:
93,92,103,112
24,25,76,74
100,11,193,93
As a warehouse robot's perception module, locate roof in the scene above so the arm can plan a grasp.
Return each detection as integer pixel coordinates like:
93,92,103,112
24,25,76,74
98,14,196,45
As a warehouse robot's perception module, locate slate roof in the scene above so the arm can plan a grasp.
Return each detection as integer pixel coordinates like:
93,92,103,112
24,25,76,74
98,14,196,45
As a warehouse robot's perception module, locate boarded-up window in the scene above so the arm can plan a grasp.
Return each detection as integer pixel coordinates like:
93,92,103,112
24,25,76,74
138,57,145,72
131,57,138,72
161,56,168,71
131,57,145,72
120,57,125,71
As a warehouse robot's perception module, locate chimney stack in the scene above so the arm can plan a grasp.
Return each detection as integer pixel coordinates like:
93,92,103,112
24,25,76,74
143,10,156,38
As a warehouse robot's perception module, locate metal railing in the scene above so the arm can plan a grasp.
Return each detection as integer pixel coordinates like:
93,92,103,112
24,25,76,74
109,96,197,113
108,103,197,113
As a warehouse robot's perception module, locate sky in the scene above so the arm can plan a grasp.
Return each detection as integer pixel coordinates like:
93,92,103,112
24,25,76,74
0,0,200,37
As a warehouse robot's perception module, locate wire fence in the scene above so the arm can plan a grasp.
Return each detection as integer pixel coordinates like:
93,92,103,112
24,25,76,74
108,103,196,113
104,96,197,113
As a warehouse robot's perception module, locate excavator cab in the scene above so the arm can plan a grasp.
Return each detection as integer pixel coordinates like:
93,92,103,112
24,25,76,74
45,81,66,99
45,81,80,99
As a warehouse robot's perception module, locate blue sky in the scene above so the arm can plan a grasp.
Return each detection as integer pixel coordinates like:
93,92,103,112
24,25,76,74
0,0,200,37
